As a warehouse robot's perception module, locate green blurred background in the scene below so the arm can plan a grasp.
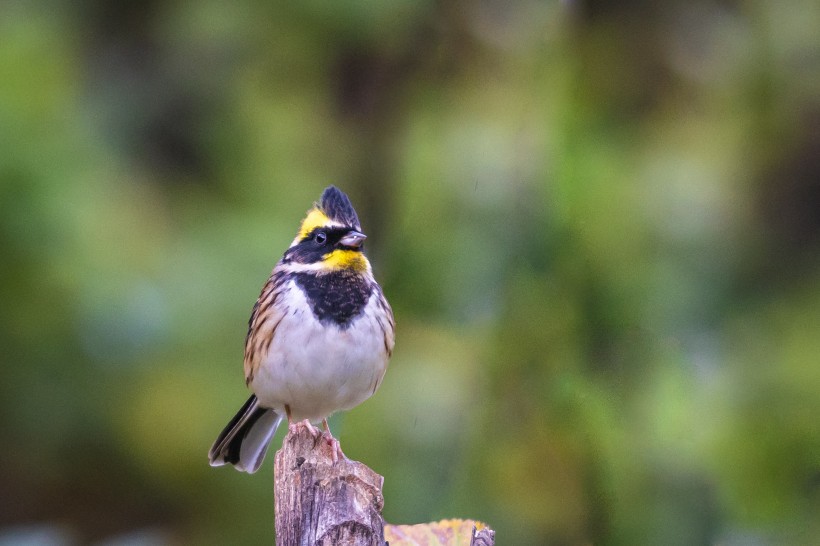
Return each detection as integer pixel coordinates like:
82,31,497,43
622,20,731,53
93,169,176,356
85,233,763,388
1,1,819,544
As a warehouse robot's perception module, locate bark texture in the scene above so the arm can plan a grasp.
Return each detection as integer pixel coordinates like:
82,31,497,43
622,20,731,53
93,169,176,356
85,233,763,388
274,424,385,546
274,424,494,546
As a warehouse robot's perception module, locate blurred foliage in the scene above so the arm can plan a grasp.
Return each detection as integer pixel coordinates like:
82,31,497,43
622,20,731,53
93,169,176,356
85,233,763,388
384,519,492,545
1,0,819,545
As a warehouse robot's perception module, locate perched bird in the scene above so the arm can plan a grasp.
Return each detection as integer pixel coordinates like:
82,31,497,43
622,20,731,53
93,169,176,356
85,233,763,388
209,186,395,473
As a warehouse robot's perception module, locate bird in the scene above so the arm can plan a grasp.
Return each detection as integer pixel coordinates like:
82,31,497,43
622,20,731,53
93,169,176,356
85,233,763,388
208,186,395,473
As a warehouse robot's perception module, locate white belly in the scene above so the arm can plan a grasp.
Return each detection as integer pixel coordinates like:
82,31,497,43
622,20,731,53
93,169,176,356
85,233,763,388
250,282,389,422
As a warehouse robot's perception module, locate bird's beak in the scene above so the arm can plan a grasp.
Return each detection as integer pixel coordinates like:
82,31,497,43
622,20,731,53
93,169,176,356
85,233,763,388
339,230,367,248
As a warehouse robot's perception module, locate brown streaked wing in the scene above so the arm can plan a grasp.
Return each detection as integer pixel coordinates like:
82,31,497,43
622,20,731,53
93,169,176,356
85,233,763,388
244,272,287,384
375,285,395,358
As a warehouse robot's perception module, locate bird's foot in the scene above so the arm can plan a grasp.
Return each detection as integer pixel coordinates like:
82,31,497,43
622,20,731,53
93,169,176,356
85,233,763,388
322,432,347,463
286,418,321,438
302,419,321,438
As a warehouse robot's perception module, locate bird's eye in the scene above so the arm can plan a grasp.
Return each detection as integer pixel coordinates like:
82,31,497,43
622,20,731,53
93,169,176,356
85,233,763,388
314,231,327,244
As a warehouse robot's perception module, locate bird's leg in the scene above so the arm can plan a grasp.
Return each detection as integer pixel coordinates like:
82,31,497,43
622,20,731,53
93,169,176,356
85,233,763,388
302,420,320,438
285,404,298,435
322,419,347,463
284,404,320,437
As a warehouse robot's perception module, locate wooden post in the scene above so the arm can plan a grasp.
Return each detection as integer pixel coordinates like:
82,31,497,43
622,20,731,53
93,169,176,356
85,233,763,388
274,423,385,545
274,423,495,546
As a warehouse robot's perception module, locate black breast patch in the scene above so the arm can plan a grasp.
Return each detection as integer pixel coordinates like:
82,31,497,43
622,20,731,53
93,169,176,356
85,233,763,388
294,271,371,327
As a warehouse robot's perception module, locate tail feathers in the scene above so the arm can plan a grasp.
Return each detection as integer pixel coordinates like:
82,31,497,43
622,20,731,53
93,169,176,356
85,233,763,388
208,395,283,473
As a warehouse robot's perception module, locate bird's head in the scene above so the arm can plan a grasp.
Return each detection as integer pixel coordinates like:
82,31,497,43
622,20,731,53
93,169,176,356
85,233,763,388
284,186,370,273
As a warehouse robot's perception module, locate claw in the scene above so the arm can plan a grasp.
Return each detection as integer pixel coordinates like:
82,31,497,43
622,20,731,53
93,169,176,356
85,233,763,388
303,419,321,438
283,405,320,438
321,419,347,463
325,435,347,463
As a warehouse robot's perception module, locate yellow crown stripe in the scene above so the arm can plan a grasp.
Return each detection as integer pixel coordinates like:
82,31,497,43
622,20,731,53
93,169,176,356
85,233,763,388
297,208,333,240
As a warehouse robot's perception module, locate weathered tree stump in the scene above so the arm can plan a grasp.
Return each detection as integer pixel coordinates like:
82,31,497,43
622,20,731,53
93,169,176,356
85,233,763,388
273,423,494,546
274,424,385,545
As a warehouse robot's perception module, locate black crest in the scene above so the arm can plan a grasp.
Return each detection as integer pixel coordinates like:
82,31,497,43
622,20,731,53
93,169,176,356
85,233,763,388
319,186,361,230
